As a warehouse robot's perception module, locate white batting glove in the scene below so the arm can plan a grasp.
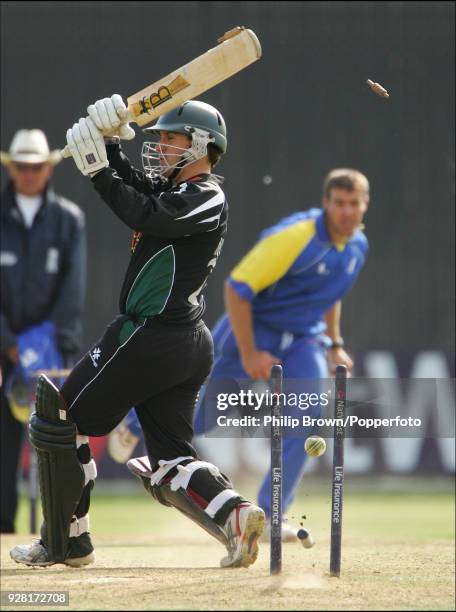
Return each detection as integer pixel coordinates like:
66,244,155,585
66,117,109,176
87,94,135,141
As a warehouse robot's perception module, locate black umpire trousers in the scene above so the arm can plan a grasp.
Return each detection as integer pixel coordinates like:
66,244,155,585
0,366,25,533
61,315,213,466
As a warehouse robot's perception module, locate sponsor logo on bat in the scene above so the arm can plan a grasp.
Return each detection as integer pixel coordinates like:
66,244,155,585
133,75,190,117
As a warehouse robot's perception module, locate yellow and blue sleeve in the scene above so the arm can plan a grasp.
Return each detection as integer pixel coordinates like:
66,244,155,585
228,219,316,300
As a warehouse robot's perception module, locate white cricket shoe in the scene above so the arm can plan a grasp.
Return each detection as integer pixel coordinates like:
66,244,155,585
10,539,94,568
220,503,265,568
108,421,140,463
261,521,315,547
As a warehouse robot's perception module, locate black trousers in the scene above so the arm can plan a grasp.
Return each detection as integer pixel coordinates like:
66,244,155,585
0,385,25,533
61,315,213,467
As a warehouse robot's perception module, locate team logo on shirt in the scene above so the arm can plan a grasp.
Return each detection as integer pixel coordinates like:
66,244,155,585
89,347,101,368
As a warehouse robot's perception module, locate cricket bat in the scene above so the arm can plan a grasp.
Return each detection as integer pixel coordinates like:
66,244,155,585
61,27,261,158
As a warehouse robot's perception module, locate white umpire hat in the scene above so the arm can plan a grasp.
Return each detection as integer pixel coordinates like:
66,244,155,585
1,129,61,166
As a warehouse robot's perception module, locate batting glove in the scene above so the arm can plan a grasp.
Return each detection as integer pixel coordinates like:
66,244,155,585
66,117,109,177
87,94,135,141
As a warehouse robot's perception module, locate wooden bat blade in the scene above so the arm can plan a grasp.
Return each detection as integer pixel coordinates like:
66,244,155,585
127,27,261,126
61,27,261,158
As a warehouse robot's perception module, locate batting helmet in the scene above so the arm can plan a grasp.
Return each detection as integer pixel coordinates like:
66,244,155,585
144,100,227,153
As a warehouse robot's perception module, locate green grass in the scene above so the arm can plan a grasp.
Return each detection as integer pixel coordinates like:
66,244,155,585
15,477,455,541
4,478,454,611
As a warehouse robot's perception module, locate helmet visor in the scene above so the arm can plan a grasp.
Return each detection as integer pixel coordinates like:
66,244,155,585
141,138,193,179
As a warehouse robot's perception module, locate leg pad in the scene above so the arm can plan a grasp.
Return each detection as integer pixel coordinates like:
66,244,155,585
29,375,85,562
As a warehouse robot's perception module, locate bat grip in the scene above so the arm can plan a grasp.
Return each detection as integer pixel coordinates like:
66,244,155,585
61,109,135,160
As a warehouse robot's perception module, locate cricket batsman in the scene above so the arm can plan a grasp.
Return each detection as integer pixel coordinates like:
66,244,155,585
10,95,266,568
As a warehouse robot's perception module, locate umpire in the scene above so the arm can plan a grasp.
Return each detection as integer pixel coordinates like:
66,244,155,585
1,129,86,533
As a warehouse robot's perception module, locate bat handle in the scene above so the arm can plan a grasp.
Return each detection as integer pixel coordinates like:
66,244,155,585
60,111,135,160
61,145,71,159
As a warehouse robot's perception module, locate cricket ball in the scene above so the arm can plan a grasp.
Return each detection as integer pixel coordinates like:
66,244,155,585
304,436,326,457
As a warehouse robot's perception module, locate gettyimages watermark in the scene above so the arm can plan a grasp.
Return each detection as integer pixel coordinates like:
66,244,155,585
216,389,330,410
199,377,455,438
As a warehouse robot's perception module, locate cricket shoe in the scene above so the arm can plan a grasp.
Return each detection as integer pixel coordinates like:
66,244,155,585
220,503,265,568
261,521,315,547
108,421,140,463
10,539,95,568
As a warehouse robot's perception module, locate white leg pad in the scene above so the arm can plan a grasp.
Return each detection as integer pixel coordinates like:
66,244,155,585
69,514,90,537
76,435,89,447
82,459,97,486
170,461,222,491
205,490,240,518
149,456,195,486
